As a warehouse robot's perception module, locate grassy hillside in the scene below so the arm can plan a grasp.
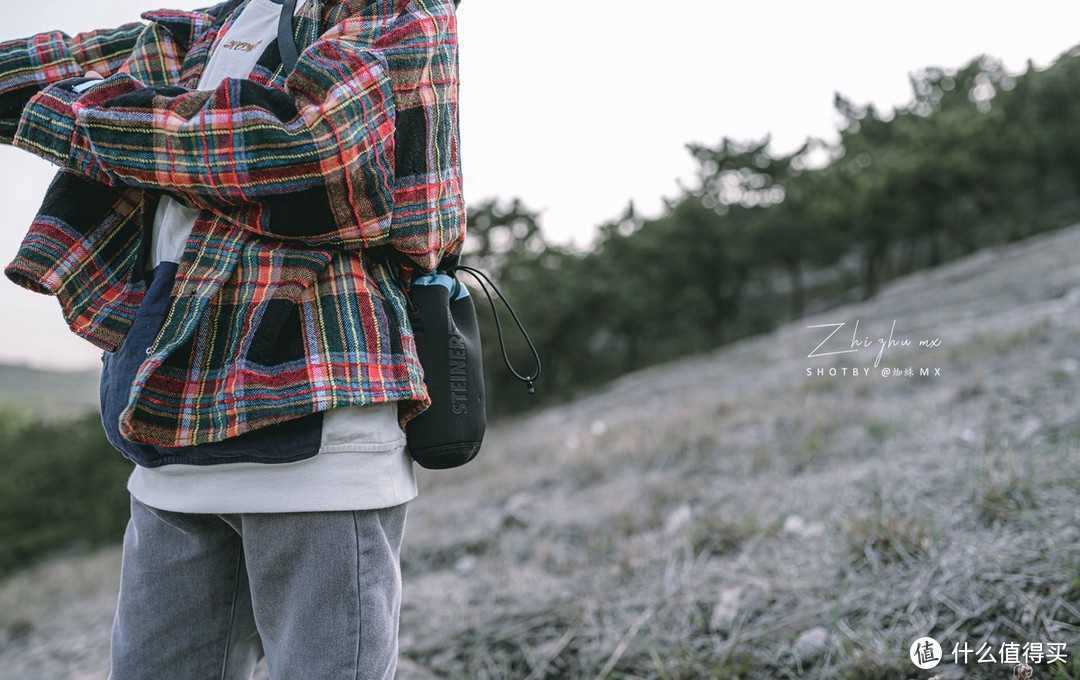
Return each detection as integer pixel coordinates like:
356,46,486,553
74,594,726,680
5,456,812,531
0,363,99,417
2,224,1080,679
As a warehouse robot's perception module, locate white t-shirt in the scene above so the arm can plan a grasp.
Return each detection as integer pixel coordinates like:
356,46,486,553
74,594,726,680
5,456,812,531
149,0,285,266
128,0,418,514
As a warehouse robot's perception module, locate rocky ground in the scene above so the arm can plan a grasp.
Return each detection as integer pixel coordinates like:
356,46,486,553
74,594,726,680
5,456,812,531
2,225,1079,679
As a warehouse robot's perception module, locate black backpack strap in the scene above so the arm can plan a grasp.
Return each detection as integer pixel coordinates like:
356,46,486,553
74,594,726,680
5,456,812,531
277,0,300,73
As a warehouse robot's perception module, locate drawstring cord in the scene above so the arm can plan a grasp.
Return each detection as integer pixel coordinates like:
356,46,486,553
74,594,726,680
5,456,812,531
382,255,542,396
450,265,542,395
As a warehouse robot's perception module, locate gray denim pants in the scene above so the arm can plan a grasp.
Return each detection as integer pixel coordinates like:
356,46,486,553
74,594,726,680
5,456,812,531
108,496,407,680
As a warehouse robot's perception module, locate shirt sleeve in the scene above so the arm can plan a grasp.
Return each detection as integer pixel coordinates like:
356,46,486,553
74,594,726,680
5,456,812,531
0,22,146,143
12,0,463,263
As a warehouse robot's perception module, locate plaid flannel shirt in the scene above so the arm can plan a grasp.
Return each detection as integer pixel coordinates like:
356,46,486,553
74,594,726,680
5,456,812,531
0,0,464,447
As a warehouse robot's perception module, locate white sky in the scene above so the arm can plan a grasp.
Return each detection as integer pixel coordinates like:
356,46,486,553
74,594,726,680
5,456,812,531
1,0,1078,370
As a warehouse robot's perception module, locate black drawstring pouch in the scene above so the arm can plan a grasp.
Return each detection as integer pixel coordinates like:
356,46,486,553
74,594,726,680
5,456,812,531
405,271,485,468
403,263,540,470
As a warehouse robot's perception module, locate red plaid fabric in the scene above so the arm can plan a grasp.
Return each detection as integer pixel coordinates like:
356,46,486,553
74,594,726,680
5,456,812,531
2,0,464,447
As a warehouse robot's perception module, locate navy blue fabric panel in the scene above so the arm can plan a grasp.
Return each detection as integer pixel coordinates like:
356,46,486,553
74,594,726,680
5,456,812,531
100,263,323,467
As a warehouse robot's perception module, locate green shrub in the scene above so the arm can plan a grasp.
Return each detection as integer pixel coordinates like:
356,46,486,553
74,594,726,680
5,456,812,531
0,408,131,575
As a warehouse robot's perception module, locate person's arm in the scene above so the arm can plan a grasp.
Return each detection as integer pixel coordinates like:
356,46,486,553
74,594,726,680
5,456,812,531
0,22,147,143
0,0,242,142
13,0,464,267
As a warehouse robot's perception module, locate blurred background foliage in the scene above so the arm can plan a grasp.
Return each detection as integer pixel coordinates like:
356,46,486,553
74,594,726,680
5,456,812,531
468,47,1080,414
5,45,1080,573
0,410,131,576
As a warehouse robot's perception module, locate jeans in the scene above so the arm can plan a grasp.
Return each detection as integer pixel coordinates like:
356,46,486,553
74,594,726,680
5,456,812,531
108,496,407,680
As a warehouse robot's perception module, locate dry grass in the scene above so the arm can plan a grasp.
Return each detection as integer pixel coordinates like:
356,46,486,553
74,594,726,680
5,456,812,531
399,226,1080,679
0,549,120,679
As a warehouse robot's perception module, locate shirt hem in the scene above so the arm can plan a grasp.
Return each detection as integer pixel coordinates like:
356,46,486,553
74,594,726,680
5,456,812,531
127,445,418,514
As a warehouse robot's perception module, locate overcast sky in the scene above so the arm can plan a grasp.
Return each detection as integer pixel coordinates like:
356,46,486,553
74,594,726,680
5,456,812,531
1,0,1079,370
